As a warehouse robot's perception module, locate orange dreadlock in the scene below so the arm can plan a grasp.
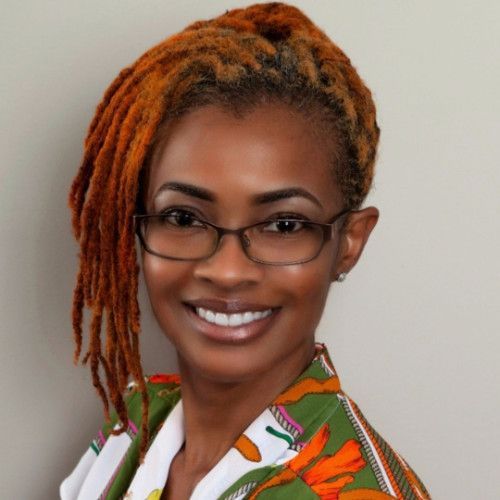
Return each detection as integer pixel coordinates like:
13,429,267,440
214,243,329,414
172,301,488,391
68,2,379,461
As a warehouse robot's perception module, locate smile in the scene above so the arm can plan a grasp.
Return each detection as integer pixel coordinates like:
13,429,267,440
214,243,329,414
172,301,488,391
184,303,280,344
195,307,273,326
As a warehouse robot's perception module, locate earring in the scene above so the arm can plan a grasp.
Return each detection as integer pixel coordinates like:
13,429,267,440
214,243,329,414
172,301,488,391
336,272,347,282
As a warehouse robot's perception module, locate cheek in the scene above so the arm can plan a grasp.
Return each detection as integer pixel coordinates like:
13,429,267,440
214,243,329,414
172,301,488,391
276,260,333,311
143,256,163,296
142,255,190,303
288,242,336,293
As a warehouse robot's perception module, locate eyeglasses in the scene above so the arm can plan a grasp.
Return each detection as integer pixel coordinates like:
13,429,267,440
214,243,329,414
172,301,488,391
133,208,351,266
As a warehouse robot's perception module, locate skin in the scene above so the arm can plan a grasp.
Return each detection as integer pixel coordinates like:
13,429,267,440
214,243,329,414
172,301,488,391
140,102,378,499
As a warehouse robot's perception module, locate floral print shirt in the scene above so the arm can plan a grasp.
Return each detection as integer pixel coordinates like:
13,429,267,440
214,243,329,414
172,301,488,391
60,343,430,499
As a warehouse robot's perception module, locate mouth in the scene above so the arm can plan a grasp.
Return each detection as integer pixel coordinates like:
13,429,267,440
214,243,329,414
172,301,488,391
183,303,281,344
193,305,274,326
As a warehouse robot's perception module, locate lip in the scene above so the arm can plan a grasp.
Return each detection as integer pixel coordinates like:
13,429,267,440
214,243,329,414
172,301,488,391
183,302,281,344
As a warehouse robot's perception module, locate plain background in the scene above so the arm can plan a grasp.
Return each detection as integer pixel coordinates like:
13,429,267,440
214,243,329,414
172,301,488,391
1,1,499,498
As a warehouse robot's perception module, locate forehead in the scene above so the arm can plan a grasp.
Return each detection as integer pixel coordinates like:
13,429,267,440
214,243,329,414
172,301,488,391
145,102,342,212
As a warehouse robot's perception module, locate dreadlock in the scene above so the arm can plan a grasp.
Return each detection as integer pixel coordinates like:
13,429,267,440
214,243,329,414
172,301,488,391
68,1,380,461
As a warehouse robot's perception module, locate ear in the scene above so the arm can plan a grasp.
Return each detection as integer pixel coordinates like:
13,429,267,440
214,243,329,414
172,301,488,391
331,206,379,281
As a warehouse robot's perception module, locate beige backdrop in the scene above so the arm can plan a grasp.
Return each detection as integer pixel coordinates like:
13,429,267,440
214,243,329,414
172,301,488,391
1,1,498,498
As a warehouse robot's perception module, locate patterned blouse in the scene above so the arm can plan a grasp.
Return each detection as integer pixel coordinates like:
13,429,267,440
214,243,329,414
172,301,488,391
60,343,430,499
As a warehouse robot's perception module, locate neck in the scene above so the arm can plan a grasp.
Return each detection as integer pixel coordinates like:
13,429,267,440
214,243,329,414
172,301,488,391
176,340,315,473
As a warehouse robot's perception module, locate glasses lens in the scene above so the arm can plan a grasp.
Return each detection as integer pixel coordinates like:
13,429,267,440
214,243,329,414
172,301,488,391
140,214,217,259
244,220,324,264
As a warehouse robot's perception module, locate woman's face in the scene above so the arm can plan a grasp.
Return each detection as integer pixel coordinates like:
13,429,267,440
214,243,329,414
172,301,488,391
141,102,349,382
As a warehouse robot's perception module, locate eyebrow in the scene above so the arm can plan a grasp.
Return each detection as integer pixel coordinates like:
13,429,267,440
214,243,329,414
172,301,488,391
253,187,323,208
155,181,213,201
154,181,324,209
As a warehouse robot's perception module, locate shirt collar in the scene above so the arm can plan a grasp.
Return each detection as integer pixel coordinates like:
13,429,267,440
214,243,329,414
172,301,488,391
268,342,342,446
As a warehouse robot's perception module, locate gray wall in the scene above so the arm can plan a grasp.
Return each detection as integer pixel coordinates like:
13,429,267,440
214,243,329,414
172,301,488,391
1,1,498,498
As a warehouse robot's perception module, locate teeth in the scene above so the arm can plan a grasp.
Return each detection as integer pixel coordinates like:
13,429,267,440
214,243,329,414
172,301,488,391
195,307,273,326
229,313,243,326
215,312,228,326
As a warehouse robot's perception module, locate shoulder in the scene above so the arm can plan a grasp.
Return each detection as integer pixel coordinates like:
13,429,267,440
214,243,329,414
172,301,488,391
60,373,181,500
97,373,181,439
249,390,430,499
319,390,430,499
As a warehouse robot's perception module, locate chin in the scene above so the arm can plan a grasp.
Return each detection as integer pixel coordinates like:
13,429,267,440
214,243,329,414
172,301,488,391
175,338,277,384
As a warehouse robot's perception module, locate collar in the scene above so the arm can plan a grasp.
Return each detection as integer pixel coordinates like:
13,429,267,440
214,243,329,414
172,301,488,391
125,342,343,499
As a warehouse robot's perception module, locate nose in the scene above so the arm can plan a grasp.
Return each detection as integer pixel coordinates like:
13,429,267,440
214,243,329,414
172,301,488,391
193,232,264,289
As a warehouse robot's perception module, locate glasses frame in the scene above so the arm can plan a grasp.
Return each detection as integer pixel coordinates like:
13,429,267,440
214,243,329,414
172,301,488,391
133,207,352,266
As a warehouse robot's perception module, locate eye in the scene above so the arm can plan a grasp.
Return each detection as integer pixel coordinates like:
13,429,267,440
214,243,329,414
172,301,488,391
263,217,306,234
158,208,205,228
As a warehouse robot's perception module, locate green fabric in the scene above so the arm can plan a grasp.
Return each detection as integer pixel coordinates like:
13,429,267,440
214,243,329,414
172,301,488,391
105,382,181,500
97,345,429,499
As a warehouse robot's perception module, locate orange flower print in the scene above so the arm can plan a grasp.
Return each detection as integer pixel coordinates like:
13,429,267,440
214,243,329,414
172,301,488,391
249,424,366,499
148,374,181,385
234,434,262,462
274,377,340,406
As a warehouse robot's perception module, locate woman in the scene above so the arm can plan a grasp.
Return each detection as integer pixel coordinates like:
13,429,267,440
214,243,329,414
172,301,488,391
61,3,430,499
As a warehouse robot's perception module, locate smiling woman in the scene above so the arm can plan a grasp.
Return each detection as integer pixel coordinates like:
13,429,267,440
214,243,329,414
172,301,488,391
61,3,430,499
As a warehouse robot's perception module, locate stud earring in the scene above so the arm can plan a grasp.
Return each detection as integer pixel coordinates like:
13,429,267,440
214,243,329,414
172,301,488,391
336,272,347,282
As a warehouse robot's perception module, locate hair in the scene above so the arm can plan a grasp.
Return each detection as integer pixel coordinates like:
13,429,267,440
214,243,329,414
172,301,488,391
68,1,380,460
